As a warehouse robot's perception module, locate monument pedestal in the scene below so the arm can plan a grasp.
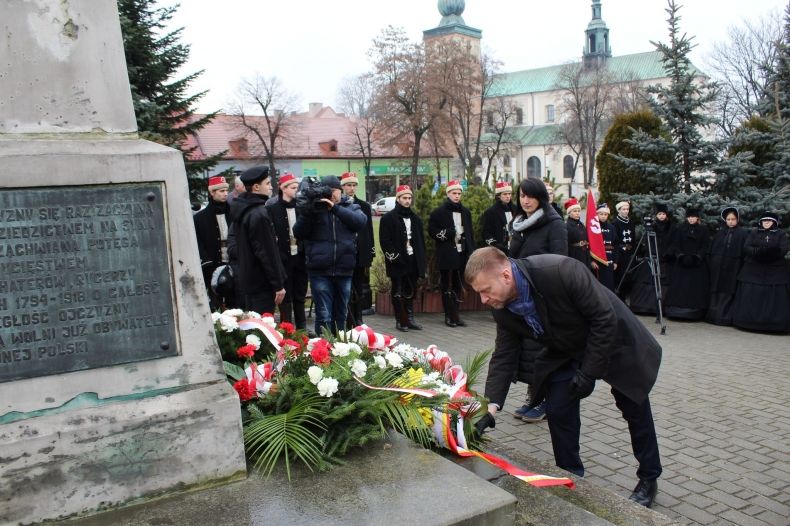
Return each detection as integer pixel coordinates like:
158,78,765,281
0,2,246,522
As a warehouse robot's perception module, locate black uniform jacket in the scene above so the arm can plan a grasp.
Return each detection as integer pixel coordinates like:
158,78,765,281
351,197,376,268
485,255,662,408
428,199,475,270
266,197,304,266
481,200,515,253
193,199,231,284
228,192,285,294
379,205,427,278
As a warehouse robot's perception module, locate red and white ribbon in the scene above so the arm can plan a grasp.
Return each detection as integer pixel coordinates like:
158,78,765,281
238,317,283,348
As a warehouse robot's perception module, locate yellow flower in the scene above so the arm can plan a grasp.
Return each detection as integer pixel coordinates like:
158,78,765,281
396,368,425,404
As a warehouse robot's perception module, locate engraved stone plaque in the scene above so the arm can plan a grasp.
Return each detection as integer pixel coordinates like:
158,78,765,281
0,184,178,382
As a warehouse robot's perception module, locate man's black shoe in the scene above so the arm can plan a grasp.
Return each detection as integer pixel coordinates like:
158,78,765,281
445,317,457,327
629,479,657,508
361,308,375,316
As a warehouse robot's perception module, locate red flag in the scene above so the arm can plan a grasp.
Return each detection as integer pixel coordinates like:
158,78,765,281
585,189,608,265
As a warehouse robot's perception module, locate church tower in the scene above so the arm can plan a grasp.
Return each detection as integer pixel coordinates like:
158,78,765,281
423,0,482,57
583,0,611,68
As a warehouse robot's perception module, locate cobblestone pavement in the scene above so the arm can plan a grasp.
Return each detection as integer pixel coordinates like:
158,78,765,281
362,309,790,525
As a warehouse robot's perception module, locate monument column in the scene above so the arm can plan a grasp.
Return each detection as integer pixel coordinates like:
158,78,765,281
0,1,246,523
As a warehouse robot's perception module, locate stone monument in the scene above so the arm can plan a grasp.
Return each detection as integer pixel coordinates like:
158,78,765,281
0,1,246,523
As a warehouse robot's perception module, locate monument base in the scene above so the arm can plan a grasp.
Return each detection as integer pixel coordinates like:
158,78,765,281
0,381,246,524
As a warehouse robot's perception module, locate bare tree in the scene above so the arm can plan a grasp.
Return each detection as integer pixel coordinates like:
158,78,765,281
227,74,300,176
556,62,617,187
369,26,445,179
337,74,379,179
480,96,521,184
706,11,782,136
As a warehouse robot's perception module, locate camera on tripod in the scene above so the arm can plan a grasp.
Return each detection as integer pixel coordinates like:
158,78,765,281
642,215,655,230
296,176,334,211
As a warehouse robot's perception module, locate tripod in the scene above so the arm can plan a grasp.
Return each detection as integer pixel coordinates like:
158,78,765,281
616,226,667,335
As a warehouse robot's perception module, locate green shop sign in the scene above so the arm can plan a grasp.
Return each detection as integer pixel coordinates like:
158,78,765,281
369,164,432,176
303,168,318,176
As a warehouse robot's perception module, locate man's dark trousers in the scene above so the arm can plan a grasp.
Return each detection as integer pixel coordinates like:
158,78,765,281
545,375,662,481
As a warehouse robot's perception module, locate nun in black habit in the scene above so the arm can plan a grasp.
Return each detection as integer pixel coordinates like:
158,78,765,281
732,212,790,333
706,207,748,326
664,208,710,320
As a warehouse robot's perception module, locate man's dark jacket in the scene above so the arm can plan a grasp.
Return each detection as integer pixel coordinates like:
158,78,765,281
228,192,285,294
428,199,475,270
485,254,662,408
350,197,375,268
379,204,427,278
193,199,231,284
293,197,367,277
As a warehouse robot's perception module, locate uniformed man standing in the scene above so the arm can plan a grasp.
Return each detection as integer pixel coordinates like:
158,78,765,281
341,172,375,327
193,175,233,310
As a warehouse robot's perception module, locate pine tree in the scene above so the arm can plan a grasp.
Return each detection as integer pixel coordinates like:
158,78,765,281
612,0,720,197
597,110,673,205
118,0,225,202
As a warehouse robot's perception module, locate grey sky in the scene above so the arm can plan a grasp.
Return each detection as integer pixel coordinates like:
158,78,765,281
162,0,785,114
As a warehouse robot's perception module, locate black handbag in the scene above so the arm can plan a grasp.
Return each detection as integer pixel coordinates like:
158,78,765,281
210,264,235,298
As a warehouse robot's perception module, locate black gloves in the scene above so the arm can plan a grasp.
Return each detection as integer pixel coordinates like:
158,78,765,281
568,370,596,400
474,412,496,436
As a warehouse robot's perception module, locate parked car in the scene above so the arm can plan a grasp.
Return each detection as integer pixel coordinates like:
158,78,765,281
372,196,396,215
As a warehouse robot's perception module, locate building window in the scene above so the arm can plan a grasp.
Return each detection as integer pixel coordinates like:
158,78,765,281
527,156,541,179
515,107,523,125
546,104,555,123
486,111,494,127
563,155,575,180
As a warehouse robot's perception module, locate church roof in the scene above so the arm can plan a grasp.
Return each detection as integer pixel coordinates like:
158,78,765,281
488,51,703,97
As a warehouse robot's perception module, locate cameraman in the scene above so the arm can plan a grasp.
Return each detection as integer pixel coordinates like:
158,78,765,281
294,175,367,335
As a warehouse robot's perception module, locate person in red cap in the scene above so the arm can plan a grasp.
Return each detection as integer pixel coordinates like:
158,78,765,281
428,179,475,327
265,172,309,330
480,181,515,253
193,174,233,309
340,172,376,326
564,198,591,269
380,185,427,331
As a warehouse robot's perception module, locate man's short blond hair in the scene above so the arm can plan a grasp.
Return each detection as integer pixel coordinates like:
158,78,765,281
465,247,510,283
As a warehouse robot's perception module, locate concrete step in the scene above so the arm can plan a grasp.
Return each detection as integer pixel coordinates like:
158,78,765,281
61,433,516,526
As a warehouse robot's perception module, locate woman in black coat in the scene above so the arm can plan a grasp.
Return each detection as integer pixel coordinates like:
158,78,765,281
380,186,427,332
563,198,591,268
508,178,568,259
506,177,566,422
428,180,475,328
733,212,790,332
481,181,515,253
629,204,674,315
706,207,748,326
664,208,710,320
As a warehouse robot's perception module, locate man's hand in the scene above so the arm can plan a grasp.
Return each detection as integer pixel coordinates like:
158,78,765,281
274,288,286,305
319,198,334,210
568,370,596,400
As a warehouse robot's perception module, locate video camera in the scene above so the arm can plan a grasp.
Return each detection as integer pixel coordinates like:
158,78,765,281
643,215,655,231
296,176,334,212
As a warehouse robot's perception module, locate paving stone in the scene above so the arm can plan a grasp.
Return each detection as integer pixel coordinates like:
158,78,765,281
720,509,771,525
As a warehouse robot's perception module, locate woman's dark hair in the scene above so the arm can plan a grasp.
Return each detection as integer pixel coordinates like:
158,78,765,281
518,178,549,206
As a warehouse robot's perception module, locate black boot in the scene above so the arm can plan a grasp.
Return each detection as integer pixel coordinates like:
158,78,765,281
279,302,293,325
405,298,422,330
450,292,466,327
392,296,409,332
442,293,456,327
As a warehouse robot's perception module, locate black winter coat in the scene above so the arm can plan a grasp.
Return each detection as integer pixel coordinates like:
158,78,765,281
566,217,591,267
428,199,475,270
266,197,305,268
508,205,568,259
379,204,427,278
738,227,790,285
350,197,375,268
193,199,232,284
665,222,711,313
228,193,285,294
481,200,515,253
708,225,748,294
599,220,619,264
293,197,367,277
485,255,662,408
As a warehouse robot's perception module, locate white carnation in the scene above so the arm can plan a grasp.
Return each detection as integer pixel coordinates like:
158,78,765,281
307,366,324,385
246,311,262,319
223,308,244,317
385,352,404,369
350,359,367,377
260,315,277,329
331,342,351,357
219,315,239,332
211,312,222,323
245,334,262,350
421,371,441,384
373,355,387,369
348,342,362,354
317,377,339,397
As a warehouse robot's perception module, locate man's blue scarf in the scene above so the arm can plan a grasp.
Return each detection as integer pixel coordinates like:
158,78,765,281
506,260,544,337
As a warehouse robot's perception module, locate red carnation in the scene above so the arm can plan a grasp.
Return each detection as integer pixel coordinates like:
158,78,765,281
278,321,296,335
233,378,257,402
261,312,274,318
310,339,331,365
301,334,309,345
236,344,256,359
281,338,302,356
